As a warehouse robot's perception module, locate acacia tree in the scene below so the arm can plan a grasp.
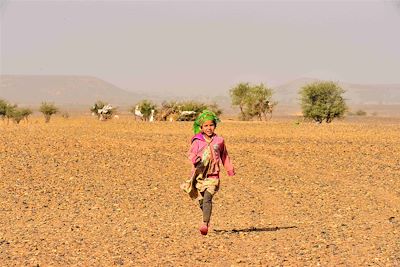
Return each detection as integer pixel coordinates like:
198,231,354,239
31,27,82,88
246,84,276,121
299,81,347,123
39,102,58,123
230,82,275,121
230,82,251,120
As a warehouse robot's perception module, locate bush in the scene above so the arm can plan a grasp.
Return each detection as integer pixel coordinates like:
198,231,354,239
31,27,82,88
131,100,157,121
299,81,347,123
0,100,32,124
39,102,58,123
0,99,8,119
20,108,33,122
156,101,179,121
61,112,70,119
154,100,222,121
355,110,367,116
177,101,223,121
90,101,115,120
9,109,24,124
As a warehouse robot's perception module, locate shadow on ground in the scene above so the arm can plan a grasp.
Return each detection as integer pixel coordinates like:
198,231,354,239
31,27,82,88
213,226,297,234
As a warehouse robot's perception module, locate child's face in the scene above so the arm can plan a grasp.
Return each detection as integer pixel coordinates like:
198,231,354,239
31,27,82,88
201,120,216,137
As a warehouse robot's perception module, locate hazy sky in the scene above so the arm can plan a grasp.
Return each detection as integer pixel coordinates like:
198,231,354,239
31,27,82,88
1,0,400,95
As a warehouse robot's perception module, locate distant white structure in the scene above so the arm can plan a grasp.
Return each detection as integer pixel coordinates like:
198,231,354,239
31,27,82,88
114,115,119,119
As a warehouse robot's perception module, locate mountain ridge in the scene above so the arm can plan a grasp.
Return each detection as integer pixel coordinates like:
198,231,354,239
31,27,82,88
1,75,400,112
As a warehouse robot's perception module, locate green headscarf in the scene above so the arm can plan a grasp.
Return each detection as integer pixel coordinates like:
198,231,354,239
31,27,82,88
193,110,220,134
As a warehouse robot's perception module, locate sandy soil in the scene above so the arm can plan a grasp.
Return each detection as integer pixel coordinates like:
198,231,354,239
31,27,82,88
1,117,399,266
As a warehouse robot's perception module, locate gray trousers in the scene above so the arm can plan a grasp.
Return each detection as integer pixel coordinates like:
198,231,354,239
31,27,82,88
199,190,213,224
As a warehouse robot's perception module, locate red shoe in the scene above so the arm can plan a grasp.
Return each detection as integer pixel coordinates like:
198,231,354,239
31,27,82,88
199,224,208,235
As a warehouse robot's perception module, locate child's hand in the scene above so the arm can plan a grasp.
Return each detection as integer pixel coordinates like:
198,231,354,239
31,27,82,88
193,157,201,165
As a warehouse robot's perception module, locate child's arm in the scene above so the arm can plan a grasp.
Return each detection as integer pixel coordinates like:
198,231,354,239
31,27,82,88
188,140,201,165
220,140,235,176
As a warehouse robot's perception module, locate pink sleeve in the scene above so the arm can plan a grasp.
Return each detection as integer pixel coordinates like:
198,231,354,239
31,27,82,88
221,140,235,176
188,140,200,164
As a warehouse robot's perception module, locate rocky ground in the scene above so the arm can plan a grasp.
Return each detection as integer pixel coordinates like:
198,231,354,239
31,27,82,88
1,116,399,266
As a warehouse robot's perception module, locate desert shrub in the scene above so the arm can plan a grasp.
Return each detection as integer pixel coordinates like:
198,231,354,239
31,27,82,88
61,112,70,119
4,104,17,123
156,101,180,121
9,109,24,124
355,110,367,116
177,101,208,121
90,101,115,120
177,101,223,121
154,100,222,121
5,106,31,124
20,108,33,122
0,99,8,119
39,102,58,123
0,100,32,124
131,100,157,121
299,81,347,123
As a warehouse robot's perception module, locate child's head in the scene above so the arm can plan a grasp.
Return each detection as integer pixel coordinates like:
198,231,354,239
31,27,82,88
201,120,216,137
193,110,220,135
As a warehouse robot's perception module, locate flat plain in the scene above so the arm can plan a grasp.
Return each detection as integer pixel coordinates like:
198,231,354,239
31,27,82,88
1,116,399,266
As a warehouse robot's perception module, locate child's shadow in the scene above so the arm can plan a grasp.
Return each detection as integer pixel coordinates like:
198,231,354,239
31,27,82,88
213,225,297,234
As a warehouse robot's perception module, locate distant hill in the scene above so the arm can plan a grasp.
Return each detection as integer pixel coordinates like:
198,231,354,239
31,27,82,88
0,75,141,106
1,75,399,116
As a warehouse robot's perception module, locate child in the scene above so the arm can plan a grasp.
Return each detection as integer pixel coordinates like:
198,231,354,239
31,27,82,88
181,110,235,235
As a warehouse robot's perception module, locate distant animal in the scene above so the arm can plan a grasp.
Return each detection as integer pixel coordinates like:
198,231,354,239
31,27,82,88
149,109,155,122
134,105,144,121
179,110,197,121
97,104,114,121
114,115,119,119
180,110,196,116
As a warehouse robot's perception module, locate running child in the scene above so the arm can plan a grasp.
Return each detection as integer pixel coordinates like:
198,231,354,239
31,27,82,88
181,110,235,235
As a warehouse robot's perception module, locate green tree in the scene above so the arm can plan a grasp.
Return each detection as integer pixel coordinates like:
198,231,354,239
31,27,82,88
230,82,251,120
299,81,347,123
39,102,58,123
230,82,275,121
245,84,275,121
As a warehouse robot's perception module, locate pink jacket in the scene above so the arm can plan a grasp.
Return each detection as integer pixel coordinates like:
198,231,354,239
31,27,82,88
188,133,235,179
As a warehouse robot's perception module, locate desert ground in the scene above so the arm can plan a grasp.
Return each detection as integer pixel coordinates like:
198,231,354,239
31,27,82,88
1,116,399,266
